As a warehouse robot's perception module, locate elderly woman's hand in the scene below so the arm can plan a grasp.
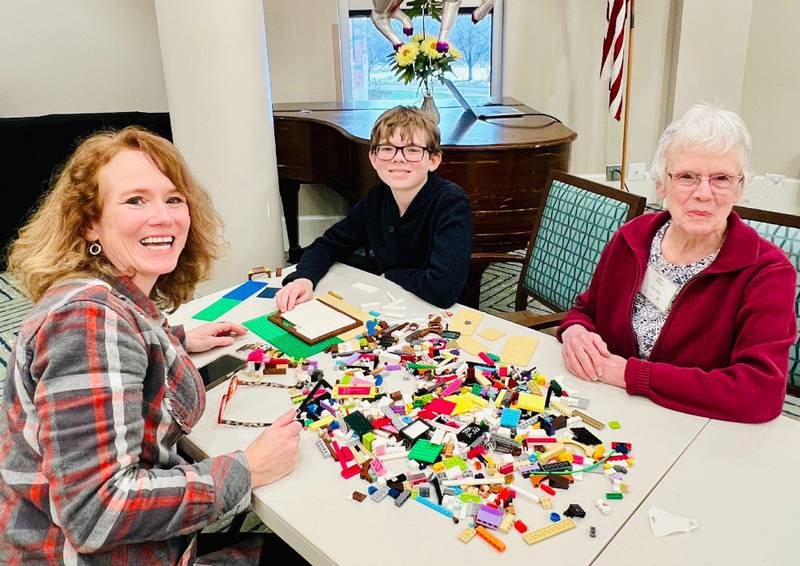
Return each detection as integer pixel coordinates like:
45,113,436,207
185,322,248,353
243,409,303,488
561,324,611,381
597,354,627,388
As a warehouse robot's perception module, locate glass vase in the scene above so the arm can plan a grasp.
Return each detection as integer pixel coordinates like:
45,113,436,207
420,89,440,125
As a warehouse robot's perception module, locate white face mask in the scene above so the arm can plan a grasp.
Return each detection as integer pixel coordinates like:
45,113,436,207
648,507,698,537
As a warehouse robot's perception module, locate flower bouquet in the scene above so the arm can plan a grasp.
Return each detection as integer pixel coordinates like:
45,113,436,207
389,34,462,122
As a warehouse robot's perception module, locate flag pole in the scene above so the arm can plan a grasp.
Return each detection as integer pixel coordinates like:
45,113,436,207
619,0,635,192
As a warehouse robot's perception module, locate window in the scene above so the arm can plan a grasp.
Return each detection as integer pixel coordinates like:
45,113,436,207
338,1,503,106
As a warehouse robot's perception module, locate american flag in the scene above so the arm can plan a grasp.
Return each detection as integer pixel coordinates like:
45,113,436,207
600,0,628,121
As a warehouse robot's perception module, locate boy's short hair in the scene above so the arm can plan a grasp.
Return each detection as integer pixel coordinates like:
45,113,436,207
370,106,442,155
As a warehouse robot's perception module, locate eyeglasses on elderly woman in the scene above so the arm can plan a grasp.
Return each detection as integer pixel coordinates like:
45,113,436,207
667,171,744,192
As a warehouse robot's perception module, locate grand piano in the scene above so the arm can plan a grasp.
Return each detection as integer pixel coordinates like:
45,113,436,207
273,99,576,307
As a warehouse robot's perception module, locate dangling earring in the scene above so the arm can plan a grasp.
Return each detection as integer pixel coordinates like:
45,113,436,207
88,241,102,256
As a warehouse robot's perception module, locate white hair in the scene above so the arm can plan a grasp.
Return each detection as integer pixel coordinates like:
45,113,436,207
650,102,752,185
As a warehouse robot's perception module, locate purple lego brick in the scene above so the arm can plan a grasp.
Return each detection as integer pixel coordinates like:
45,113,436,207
475,504,503,529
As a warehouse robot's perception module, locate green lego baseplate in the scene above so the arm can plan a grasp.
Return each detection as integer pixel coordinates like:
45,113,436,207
243,314,342,359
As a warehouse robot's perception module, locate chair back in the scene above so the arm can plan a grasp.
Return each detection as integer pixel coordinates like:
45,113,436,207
735,205,800,396
517,171,646,312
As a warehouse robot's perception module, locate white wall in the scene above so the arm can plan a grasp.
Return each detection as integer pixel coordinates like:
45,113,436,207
739,0,800,178
0,0,167,116
671,0,753,117
502,0,675,176
263,0,340,103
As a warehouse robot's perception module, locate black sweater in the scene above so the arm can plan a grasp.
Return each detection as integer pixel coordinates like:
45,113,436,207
283,174,472,307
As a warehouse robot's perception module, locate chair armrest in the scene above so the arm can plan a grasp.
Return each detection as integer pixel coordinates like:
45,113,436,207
496,310,565,330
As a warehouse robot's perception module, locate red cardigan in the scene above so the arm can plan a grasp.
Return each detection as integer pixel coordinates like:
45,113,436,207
559,211,797,423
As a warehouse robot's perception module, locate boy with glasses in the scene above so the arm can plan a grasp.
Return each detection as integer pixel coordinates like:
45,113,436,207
276,106,472,310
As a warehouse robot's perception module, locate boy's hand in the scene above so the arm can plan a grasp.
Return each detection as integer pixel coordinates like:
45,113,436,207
275,279,314,312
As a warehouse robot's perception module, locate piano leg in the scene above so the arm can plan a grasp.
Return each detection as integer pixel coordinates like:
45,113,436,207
278,178,302,263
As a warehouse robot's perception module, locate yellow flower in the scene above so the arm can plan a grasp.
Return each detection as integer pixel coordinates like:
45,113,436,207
419,38,444,59
395,41,419,67
448,45,463,60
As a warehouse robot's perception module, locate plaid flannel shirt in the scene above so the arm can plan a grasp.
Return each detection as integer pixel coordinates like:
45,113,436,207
0,277,251,565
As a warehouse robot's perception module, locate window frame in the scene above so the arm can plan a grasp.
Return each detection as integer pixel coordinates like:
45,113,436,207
336,0,504,105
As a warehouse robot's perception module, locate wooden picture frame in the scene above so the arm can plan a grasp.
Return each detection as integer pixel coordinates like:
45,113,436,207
268,298,362,345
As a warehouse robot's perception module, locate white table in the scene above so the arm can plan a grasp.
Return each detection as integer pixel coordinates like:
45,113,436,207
171,264,709,565
593,415,800,566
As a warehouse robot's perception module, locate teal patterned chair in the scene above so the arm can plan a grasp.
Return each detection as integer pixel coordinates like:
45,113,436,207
491,171,646,329
735,205,800,397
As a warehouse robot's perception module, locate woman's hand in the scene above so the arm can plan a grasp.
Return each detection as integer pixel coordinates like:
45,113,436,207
597,354,628,388
275,279,314,312
561,324,611,381
185,321,248,353
243,410,303,488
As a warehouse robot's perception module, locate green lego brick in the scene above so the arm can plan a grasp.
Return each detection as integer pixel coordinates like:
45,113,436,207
363,432,377,452
471,384,483,395
443,456,468,471
193,298,240,321
408,439,444,464
608,420,621,429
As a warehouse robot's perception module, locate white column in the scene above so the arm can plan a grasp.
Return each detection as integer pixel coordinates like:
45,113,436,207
154,0,284,294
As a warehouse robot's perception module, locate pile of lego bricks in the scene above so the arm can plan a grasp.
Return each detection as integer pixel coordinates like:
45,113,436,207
292,315,636,553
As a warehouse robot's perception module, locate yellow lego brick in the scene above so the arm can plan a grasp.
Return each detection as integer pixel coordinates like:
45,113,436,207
473,372,492,387
498,514,515,534
620,482,629,494
307,415,335,431
494,389,507,408
432,462,445,473
458,527,476,543
592,445,606,460
549,400,574,417
465,392,489,408
522,518,576,545
445,395,477,415
627,458,634,467
478,327,505,341
539,443,565,463
514,393,545,413
448,308,485,336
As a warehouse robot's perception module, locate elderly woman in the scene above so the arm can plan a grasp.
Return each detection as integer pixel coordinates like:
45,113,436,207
559,103,796,423
0,128,302,564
